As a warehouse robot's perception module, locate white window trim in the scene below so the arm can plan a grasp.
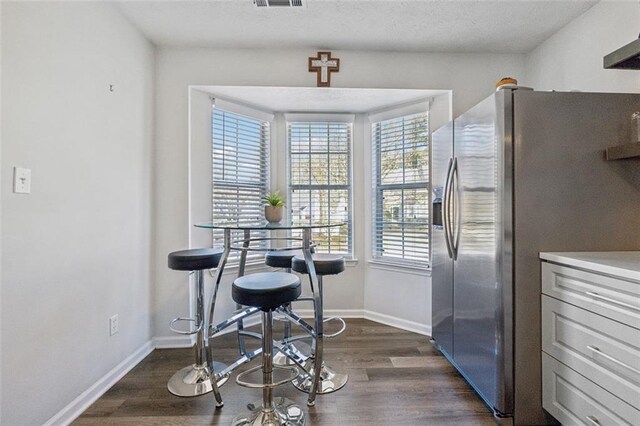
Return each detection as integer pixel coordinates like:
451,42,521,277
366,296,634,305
213,98,274,123
368,98,431,123
368,101,431,270
284,113,355,123
285,113,356,259
211,98,274,262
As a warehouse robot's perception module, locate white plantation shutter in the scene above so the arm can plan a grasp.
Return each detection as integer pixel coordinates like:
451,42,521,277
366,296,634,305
212,107,270,262
288,121,352,255
372,112,430,266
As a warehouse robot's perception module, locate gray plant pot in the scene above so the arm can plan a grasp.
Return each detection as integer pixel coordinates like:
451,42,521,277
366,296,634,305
264,205,284,223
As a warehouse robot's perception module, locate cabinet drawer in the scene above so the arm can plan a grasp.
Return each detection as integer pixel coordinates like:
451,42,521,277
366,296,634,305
542,295,640,408
542,262,640,329
543,353,640,426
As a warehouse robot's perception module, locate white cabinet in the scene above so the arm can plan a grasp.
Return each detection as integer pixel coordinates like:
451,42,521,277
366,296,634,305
541,252,640,426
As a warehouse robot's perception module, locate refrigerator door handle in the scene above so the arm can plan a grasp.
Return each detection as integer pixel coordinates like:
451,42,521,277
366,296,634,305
443,158,454,259
451,157,461,260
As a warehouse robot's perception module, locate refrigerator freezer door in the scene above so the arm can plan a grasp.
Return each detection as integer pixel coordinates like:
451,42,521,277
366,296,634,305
431,121,454,358
452,92,512,416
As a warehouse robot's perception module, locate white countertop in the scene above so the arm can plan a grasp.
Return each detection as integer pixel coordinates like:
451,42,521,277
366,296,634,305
540,252,640,282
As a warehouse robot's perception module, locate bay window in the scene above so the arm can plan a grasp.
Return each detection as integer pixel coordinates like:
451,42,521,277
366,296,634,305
371,111,430,266
287,116,353,256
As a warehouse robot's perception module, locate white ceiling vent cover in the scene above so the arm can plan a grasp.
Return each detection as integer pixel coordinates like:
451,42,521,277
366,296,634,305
254,0,304,7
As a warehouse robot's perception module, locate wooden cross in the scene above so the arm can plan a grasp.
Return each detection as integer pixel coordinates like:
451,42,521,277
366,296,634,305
308,51,340,87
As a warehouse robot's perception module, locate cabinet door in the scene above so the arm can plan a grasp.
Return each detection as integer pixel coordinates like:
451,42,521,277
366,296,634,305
542,295,640,408
542,262,640,329
543,354,639,426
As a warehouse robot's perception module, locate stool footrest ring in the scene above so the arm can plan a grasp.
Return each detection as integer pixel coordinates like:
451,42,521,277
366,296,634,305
169,317,201,335
323,316,346,338
235,365,299,389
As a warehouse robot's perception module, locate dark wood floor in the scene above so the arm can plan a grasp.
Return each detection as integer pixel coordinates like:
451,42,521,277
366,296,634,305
75,319,495,425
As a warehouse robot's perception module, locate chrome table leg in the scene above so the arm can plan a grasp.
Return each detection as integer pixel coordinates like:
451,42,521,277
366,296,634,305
204,228,232,408
303,229,322,406
235,229,251,356
291,275,348,397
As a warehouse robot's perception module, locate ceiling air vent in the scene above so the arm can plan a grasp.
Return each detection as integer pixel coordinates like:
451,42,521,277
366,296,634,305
254,0,303,7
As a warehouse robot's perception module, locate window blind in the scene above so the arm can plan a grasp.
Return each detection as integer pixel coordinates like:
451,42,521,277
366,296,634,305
212,108,270,262
372,112,430,265
288,121,352,255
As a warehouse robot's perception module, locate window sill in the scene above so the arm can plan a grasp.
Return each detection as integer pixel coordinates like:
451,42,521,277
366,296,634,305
367,259,431,276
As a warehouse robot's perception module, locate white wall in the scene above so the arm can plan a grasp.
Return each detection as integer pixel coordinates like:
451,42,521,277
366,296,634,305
154,47,525,339
1,3,155,425
0,2,3,421
526,1,640,92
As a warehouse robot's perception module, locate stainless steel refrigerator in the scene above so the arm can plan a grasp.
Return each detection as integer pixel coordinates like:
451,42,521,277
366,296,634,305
431,89,640,425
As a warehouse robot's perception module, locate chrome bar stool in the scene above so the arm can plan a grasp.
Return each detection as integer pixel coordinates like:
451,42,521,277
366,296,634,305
232,272,306,426
167,248,229,397
290,254,348,403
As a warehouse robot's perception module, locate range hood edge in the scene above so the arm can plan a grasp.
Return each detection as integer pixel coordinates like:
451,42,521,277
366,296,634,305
604,37,640,70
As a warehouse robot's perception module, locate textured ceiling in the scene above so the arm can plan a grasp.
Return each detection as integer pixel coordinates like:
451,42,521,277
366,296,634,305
115,0,596,53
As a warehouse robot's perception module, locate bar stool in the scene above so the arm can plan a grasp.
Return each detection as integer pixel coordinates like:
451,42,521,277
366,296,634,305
167,248,228,397
290,254,348,403
232,272,306,426
265,250,302,270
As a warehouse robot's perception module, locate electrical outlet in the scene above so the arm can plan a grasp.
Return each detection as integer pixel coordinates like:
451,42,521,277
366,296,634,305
109,314,119,336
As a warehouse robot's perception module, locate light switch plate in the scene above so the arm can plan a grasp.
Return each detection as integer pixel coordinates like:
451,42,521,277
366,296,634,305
13,167,31,194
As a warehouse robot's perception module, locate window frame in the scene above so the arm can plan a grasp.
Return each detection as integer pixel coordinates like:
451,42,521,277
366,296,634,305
285,113,355,258
211,102,272,265
370,107,431,269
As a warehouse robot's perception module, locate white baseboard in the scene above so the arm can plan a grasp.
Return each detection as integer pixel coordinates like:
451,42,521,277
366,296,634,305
294,308,364,319
283,308,431,336
152,308,429,348
153,335,195,349
44,340,154,426
363,310,432,336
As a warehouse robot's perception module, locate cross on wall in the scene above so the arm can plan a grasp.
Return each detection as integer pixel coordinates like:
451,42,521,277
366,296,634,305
308,51,340,87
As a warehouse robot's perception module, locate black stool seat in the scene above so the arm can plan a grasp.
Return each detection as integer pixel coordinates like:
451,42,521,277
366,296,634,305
291,254,345,276
265,250,302,269
232,272,301,311
168,248,223,271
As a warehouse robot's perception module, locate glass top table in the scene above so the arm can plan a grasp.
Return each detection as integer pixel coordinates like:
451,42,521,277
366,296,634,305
194,220,345,230
195,219,345,351
194,219,346,406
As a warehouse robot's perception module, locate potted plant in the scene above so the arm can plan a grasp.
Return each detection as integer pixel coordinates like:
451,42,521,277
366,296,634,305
263,190,285,223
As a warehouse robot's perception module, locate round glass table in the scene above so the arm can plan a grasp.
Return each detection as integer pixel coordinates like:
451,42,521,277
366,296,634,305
194,220,346,406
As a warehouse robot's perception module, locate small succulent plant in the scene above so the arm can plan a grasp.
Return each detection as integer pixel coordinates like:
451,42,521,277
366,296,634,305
264,190,286,207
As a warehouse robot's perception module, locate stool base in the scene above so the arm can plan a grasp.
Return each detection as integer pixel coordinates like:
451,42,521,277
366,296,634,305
273,341,311,367
167,362,229,397
232,397,305,426
292,362,348,395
